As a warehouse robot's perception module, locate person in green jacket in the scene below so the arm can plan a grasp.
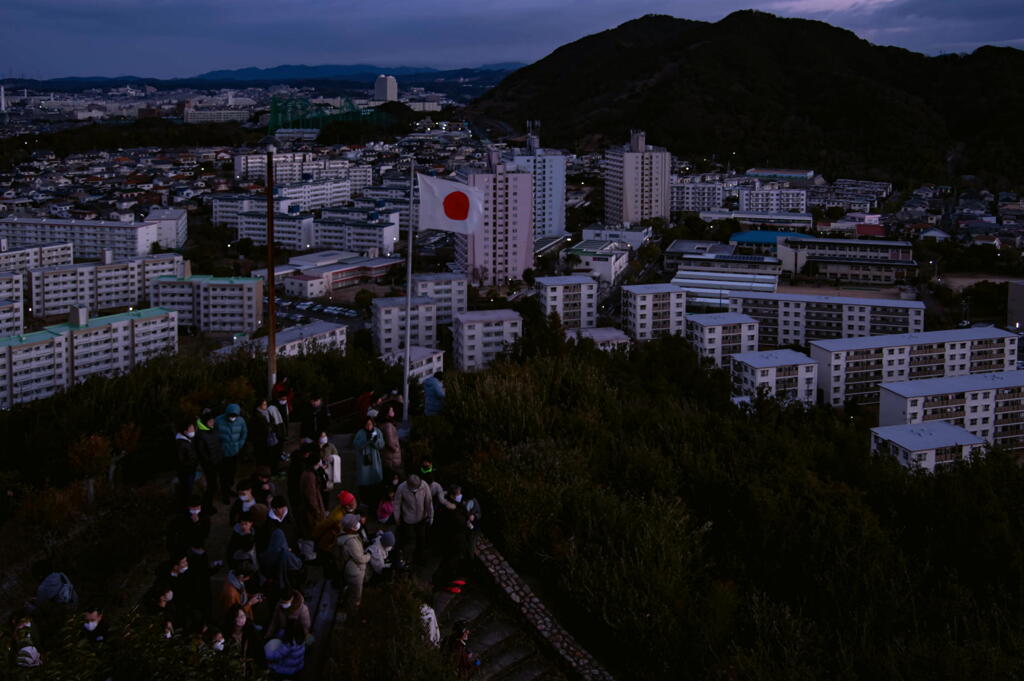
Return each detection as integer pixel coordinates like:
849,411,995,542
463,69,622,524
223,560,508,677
215,404,248,504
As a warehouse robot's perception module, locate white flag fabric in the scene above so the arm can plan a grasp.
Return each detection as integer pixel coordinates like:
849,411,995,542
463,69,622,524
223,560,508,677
417,173,484,235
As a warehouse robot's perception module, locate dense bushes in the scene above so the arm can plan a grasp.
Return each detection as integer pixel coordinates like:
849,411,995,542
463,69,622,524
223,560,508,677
415,336,1024,680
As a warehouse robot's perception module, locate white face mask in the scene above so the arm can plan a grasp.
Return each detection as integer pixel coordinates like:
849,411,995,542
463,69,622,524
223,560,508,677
84,621,99,632
228,416,237,422
177,566,188,575
213,639,225,651
280,601,292,609
185,430,195,439
241,499,255,511
189,508,201,516
278,399,287,406
164,592,173,602
319,437,328,446
454,494,463,503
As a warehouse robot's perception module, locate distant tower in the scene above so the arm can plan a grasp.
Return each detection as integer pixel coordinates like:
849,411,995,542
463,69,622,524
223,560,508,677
0,86,6,113
227,90,234,107
374,74,398,102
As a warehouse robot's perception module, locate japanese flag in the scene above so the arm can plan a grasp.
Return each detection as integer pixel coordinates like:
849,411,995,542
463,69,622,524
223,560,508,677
417,173,484,235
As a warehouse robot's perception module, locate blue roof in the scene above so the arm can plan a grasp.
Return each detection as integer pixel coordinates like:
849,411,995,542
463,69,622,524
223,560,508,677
729,231,813,245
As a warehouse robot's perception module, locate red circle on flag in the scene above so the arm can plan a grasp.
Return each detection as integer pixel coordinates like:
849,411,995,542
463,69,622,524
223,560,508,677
443,191,470,221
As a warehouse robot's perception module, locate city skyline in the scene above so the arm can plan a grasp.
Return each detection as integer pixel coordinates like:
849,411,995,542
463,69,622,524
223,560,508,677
0,0,1021,80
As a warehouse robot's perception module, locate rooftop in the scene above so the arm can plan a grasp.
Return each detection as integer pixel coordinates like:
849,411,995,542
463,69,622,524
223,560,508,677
0,216,156,229
687,312,756,327
455,309,521,323
811,327,1016,352
372,296,435,308
155,274,259,284
731,291,925,309
729,231,813,245
785,236,912,248
535,275,596,286
880,370,1024,398
731,349,815,368
0,307,175,348
871,422,986,451
622,283,683,295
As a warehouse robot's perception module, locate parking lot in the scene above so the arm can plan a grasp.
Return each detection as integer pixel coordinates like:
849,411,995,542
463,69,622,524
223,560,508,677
263,297,367,331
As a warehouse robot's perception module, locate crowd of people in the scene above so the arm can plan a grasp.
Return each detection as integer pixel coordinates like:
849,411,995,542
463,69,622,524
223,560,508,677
6,373,490,678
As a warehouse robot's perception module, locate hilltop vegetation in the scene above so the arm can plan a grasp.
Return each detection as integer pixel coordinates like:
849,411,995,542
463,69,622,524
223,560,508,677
472,10,1024,188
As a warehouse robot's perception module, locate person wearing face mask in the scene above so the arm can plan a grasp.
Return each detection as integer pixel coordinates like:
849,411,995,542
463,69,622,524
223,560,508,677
216,564,263,623
215,404,248,505
252,399,285,470
174,420,200,503
336,514,370,617
155,553,203,632
194,408,223,514
227,511,260,570
265,589,311,642
145,585,177,636
377,401,404,481
318,432,340,495
299,396,331,443
222,604,260,661
253,466,277,508
81,607,108,645
258,497,303,596
167,495,211,557
230,481,268,527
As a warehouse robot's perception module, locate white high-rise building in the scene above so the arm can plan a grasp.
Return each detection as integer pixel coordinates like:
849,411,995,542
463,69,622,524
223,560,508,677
685,312,759,366
0,271,24,337
621,284,686,341
237,211,315,251
150,272,263,333
0,306,179,410
411,273,468,325
454,163,533,286
671,181,726,213
504,133,567,240
535,275,598,329
371,296,437,354
0,240,74,272
453,309,522,371
232,152,356,183
374,75,398,102
0,217,160,259
314,211,399,256
28,251,185,318
604,131,672,224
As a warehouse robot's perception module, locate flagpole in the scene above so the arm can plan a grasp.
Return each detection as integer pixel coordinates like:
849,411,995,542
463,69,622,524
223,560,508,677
401,158,414,424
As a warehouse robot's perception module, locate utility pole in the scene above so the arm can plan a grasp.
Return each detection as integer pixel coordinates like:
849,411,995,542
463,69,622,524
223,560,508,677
402,158,415,424
265,145,277,396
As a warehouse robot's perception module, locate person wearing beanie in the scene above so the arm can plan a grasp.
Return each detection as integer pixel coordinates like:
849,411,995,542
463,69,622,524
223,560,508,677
336,513,370,617
337,490,357,513
393,474,433,568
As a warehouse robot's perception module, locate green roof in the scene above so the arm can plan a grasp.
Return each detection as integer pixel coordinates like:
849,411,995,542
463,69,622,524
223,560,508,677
0,307,176,348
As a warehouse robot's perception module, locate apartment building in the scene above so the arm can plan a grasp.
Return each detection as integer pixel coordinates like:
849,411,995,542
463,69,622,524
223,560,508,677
878,370,1024,451
503,133,567,240
0,240,74,272
0,299,21,338
237,211,315,251
870,422,985,472
604,131,672,224
0,217,160,259
581,224,652,251
453,309,522,371
0,306,178,410
279,257,401,298
535,275,598,330
380,346,444,383
670,181,725,213
564,240,629,284
28,252,185,318
775,236,917,284
411,273,468,325
621,284,686,341
811,328,1018,406
737,188,808,214
731,349,818,404
276,179,352,211
218,320,347,358
566,327,631,352
455,163,533,286
146,207,188,249
728,292,926,348
371,296,437,354
313,215,399,256
685,313,759,366
150,274,262,333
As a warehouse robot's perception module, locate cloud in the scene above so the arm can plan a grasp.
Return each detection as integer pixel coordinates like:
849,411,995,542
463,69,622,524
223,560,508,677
0,0,1019,78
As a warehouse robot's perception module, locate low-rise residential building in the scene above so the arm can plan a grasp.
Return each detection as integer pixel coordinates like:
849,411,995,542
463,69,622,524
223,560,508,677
0,217,160,259
237,211,315,251
685,312,759,366
0,240,74,272
146,207,188,249
536,275,598,329
278,256,401,298
380,345,444,383
218,320,347,358
776,236,917,284
811,328,1018,406
671,181,725,213
737,188,808,214
621,284,686,341
0,297,22,337
150,273,263,333
581,224,653,251
28,251,185,318
878,370,1024,451
411,273,468,325
728,292,926,348
870,422,985,472
564,240,629,284
566,326,631,352
313,214,399,256
371,296,437,354
453,309,522,371
276,179,352,211
702,211,813,231
731,349,818,404
0,306,178,410
728,231,813,256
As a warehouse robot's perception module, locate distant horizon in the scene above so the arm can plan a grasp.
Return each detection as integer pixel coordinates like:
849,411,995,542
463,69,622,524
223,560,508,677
2,3,1023,80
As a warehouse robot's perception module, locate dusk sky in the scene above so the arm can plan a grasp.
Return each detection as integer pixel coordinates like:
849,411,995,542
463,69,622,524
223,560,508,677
1,0,1022,79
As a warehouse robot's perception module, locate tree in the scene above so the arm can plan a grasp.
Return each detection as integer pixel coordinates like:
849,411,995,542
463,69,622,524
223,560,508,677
354,289,375,313
522,268,537,286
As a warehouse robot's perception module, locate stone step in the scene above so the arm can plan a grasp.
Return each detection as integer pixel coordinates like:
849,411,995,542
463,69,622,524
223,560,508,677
444,592,492,627
432,589,459,618
478,641,537,680
470,614,520,653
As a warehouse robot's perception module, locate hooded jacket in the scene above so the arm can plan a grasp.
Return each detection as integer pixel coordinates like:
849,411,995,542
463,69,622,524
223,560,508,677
337,532,370,583
215,404,248,458
394,475,433,525
194,418,223,467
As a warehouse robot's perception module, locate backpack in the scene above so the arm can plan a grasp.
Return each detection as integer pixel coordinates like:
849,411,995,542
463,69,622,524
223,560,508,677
38,572,78,609
53,573,78,606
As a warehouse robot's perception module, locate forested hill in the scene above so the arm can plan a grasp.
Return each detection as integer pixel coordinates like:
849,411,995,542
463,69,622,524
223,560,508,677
470,10,1024,187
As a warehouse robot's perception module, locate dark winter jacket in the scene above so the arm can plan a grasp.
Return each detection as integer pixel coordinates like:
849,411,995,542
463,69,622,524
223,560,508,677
194,419,223,467
215,404,248,458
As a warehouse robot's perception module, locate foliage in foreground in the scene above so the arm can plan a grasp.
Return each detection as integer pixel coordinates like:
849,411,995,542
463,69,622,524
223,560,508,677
415,334,1024,680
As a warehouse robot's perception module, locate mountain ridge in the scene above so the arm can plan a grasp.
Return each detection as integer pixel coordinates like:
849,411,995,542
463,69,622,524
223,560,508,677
472,10,1024,186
